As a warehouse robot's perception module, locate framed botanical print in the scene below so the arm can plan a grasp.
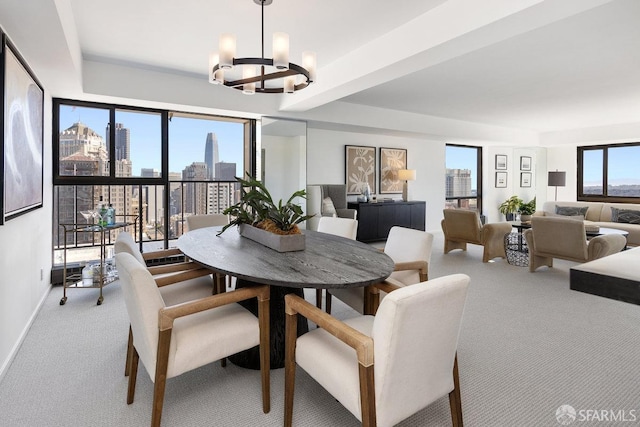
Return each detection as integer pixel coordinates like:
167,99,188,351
520,172,532,188
495,154,507,170
520,156,531,171
379,147,406,194
495,172,507,188
1,34,44,224
345,145,376,195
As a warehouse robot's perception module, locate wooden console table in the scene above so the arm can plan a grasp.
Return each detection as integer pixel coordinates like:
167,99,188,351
348,200,426,242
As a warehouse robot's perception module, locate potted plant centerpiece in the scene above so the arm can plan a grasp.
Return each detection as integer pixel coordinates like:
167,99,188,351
218,175,314,252
498,195,523,221
518,197,536,223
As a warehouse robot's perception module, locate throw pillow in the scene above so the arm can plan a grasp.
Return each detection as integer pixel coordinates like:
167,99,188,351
322,197,337,217
611,207,640,224
555,205,588,217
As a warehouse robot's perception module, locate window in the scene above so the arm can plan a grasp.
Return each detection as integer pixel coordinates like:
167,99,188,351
578,142,640,201
53,99,255,266
445,144,482,211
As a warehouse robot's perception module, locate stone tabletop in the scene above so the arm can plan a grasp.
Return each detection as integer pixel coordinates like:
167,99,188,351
177,227,395,289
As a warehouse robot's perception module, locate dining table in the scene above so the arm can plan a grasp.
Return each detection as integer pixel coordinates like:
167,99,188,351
177,226,395,369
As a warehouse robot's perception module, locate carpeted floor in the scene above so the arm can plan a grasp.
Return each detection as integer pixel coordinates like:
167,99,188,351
1,232,639,426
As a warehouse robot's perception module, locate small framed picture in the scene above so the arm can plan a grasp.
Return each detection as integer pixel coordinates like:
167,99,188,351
520,156,531,171
495,172,507,188
495,155,507,170
520,172,532,188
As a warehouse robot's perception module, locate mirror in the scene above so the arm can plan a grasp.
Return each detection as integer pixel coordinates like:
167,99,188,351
260,117,307,226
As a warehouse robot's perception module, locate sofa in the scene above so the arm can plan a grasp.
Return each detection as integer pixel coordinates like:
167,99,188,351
537,201,640,247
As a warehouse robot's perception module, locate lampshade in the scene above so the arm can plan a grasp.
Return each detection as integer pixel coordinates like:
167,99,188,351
548,171,566,187
398,169,416,181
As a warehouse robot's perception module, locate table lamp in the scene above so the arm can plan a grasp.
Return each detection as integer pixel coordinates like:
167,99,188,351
398,169,416,202
548,170,566,201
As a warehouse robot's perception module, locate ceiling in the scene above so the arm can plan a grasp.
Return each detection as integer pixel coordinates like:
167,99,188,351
1,0,639,136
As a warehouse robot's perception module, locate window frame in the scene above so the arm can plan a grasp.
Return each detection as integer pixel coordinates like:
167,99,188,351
445,143,483,213
577,141,640,203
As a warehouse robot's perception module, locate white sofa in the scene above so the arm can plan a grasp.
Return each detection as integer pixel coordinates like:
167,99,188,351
538,201,640,246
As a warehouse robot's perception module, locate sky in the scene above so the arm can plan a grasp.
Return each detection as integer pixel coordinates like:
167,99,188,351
446,145,478,189
583,146,640,186
59,105,245,177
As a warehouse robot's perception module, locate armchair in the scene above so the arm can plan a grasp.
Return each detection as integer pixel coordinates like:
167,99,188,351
306,184,357,231
523,216,627,272
116,252,270,427
441,209,512,262
284,274,470,427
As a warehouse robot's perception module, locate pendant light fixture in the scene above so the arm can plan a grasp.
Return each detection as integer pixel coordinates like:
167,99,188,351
209,0,316,94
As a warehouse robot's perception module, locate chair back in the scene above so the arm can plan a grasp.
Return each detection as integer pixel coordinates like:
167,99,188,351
114,232,146,265
186,214,229,231
115,252,167,376
531,216,588,259
320,184,348,210
442,209,482,243
317,216,358,240
385,226,433,285
372,273,469,427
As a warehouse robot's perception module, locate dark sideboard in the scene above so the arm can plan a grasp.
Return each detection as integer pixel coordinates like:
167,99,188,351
347,201,426,242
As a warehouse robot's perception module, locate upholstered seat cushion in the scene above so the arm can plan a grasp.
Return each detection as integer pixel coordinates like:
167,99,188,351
296,316,374,421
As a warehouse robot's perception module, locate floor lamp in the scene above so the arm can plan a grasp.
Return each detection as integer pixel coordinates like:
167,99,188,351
398,169,416,202
548,171,566,201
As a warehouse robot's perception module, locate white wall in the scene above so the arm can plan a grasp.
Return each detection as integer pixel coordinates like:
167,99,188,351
0,96,53,380
307,128,445,232
262,134,306,216
547,145,578,202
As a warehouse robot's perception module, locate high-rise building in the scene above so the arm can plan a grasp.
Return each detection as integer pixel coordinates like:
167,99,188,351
206,182,237,214
445,168,472,198
108,123,130,161
141,168,160,177
182,162,208,215
59,122,106,161
204,132,219,180
214,161,236,181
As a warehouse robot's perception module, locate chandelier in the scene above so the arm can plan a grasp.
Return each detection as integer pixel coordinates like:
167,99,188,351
208,0,316,94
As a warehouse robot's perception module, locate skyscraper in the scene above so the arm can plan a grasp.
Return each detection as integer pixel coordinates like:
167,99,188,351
182,162,208,214
109,123,130,161
445,168,472,197
204,132,219,180
215,161,236,181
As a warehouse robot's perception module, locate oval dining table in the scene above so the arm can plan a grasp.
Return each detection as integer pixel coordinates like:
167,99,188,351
177,226,394,369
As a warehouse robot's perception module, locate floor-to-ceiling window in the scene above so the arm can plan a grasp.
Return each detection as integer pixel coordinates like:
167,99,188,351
578,142,640,201
445,144,482,212
52,99,255,266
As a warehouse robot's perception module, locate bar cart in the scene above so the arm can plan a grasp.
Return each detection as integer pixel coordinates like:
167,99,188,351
59,215,138,306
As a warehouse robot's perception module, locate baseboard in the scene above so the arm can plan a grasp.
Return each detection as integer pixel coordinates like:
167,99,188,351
0,284,52,383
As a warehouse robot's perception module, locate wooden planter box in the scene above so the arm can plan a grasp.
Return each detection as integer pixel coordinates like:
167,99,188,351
239,224,305,252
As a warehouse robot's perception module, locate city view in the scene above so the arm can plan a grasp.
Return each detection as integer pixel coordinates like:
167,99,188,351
53,105,247,263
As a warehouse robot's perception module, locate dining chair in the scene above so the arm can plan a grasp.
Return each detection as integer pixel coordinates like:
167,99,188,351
115,252,270,427
185,213,231,292
326,226,433,314
284,273,470,427
314,216,359,308
115,232,217,376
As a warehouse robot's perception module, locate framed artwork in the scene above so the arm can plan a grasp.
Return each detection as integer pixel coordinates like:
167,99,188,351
520,156,531,171
520,172,532,188
1,35,44,224
379,147,407,194
495,154,507,170
495,172,507,188
345,145,376,195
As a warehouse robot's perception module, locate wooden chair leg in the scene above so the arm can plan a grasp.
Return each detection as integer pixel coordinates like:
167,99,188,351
358,363,377,427
326,292,332,314
258,296,271,414
127,346,139,404
151,329,172,427
125,325,133,377
284,311,298,427
448,354,463,427
315,289,322,309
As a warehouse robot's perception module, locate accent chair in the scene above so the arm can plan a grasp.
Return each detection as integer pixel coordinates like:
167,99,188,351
441,209,512,262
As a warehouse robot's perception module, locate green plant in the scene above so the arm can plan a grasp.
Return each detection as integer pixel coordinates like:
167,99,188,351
498,195,523,216
218,174,314,236
518,197,536,215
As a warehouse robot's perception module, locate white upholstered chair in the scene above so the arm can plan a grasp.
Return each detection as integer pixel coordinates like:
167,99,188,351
326,226,434,314
314,216,359,308
115,231,217,375
284,274,470,427
116,252,270,427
